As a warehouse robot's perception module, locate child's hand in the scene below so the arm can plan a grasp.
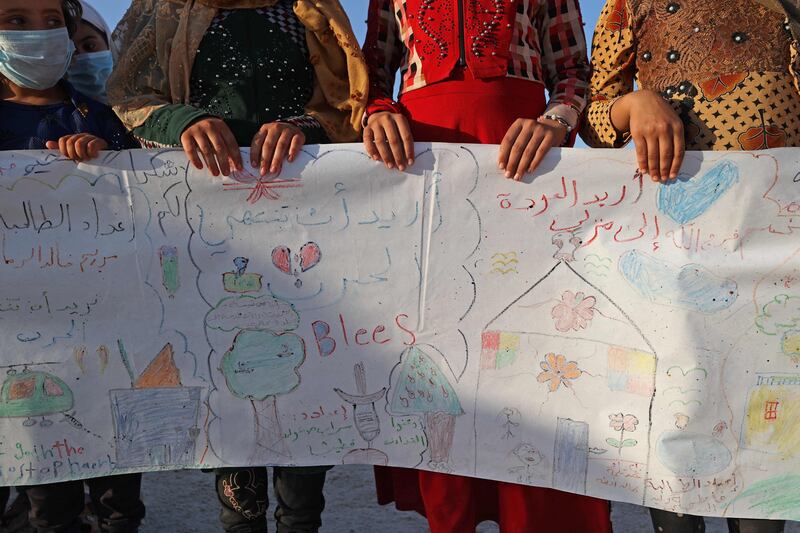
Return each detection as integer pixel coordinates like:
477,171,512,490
610,90,685,182
250,122,305,177
181,117,243,177
498,118,568,181
363,112,415,171
46,134,108,162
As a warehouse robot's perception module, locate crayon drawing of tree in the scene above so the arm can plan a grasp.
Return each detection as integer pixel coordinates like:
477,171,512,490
387,346,463,471
221,330,305,460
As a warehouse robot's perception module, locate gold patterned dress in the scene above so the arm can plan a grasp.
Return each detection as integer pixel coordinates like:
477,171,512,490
581,0,800,150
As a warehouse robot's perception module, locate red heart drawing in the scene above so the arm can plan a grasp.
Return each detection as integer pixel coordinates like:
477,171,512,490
271,246,291,275
299,242,322,272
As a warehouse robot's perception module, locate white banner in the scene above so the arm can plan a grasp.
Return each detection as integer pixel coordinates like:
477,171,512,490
0,145,798,520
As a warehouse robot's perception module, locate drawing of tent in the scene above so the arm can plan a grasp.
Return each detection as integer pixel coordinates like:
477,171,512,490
480,260,657,493
110,343,202,468
740,374,800,457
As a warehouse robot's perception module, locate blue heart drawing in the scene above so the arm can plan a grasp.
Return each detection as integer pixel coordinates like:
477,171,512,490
658,160,740,224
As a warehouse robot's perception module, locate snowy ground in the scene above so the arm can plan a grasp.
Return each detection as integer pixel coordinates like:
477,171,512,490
132,466,800,533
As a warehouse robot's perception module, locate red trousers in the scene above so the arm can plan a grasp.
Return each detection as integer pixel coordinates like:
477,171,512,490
374,71,613,533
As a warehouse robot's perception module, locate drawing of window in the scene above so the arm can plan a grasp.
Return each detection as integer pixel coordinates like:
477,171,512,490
8,377,36,400
43,378,64,397
764,401,779,421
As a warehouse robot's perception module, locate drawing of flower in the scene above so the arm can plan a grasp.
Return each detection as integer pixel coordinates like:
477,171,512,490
536,353,582,392
609,413,639,432
551,291,597,332
606,413,639,454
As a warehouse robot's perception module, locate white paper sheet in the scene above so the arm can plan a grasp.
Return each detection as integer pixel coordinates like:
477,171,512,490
0,145,798,520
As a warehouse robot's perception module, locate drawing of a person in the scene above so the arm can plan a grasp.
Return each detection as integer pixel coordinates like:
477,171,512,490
508,443,545,484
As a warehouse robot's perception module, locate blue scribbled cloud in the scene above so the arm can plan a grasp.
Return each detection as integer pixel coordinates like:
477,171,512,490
619,250,738,313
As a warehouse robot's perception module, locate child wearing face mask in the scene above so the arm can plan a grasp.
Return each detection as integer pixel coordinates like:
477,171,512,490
0,2,143,532
0,0,134,162
65,0,113,103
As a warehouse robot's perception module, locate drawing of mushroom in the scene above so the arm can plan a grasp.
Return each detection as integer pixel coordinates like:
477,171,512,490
221,329,305,460
388,346,463,471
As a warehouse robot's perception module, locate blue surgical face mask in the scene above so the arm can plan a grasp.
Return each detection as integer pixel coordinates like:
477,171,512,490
0,28,75,90
66,50,113,102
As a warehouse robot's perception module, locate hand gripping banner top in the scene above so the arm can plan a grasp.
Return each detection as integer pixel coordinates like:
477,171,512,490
0,145,798,520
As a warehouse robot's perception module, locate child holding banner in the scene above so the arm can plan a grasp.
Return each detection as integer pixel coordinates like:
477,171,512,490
582,0,800,182
0,0,133,158
582,0,800,531
0,1,144,532
108,0,366,179
107,1,367,531
361,1,613,532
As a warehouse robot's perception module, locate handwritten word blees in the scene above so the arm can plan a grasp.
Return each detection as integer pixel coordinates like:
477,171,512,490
311,313,416,357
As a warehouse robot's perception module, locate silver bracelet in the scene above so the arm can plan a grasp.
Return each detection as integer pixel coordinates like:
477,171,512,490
539,113,573,133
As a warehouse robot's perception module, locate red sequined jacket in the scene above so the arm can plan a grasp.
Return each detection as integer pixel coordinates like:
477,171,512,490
363,0,591,122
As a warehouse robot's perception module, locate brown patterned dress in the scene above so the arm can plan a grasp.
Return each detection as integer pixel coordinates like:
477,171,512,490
581,0,800,151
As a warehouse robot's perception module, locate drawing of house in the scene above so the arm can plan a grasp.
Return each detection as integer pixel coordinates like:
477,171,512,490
481,261,657,397
740,374,800,457
110,343,202,468
475,259,657,494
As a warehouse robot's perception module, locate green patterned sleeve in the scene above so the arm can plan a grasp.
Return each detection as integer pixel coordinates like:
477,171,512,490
131,104,210,148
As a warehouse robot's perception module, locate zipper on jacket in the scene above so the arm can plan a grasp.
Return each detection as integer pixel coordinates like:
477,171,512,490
456,0,467,67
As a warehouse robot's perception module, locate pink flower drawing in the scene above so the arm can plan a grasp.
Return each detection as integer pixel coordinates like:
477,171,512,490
609,413,639,432
607,413,639,454
551,291,597,332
